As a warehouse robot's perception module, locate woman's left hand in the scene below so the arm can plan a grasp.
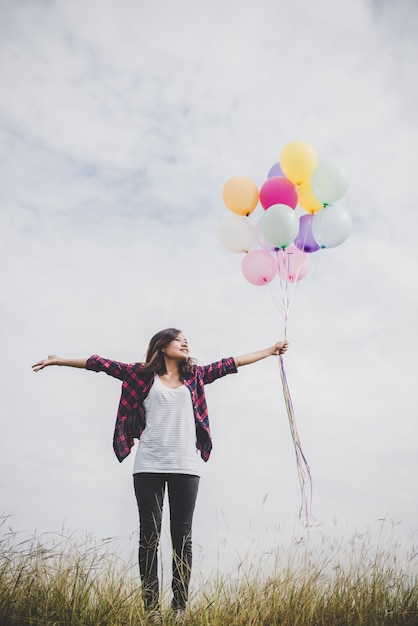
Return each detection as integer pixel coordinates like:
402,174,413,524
272,340,289,355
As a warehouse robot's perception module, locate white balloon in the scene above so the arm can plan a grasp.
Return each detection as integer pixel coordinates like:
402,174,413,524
311,206,352,248
218,213,256,253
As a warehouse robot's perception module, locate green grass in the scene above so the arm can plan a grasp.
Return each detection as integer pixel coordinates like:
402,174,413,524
1,517,417,625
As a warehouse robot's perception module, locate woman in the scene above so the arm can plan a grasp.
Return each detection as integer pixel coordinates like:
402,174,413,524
32,328,288,624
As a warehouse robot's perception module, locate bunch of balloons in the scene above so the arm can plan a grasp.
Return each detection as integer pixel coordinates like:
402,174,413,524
219,141,352,523
219,140,352,287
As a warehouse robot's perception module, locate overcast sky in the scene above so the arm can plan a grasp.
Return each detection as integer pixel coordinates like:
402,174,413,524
1,0,417,580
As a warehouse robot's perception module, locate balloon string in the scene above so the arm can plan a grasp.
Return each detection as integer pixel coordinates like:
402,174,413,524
270,248,314,523
270,269,314,523
279,354,313,525
270,289,288,336
274,247,306,334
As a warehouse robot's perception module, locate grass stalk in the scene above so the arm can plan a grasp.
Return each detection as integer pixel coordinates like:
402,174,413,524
1,516,417,625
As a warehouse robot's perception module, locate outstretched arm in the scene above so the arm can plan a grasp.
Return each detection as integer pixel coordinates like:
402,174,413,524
32,355,87,372
234,340,288,367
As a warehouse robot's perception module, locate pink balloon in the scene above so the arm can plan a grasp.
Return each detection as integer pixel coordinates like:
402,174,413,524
241,249,277,286
276,244,310,283
259,176,298,210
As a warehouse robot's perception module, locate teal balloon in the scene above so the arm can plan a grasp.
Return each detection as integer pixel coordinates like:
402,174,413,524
260,204,299,249
311,206,352,248
311,161,349,205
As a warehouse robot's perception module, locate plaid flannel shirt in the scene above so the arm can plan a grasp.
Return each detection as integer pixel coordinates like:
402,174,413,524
86,355,238,462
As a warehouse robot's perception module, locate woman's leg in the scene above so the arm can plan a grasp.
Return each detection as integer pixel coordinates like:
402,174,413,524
133,473,166,611
167,474,200,610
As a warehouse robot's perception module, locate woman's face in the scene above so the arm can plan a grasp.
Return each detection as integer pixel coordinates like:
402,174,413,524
163,333,190,361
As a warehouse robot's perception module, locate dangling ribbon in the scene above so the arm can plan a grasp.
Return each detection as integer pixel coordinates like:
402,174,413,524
270,245,314,525
279,354,313,525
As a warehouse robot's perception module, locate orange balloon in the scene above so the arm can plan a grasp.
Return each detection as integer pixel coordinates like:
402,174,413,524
222,176,259,216
297,178,323,214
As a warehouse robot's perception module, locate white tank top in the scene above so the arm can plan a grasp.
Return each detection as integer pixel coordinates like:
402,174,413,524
133,375,200,475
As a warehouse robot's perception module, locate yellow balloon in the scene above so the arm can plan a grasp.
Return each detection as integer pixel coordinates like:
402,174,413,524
280,141,318,185
297,178,323,214
222,176,259,216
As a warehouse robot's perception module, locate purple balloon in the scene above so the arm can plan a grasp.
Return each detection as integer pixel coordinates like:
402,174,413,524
267,162,284,178
294,214,320,253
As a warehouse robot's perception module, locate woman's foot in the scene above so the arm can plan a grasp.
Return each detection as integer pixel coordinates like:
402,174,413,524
147,608,163,625
171,607,186,624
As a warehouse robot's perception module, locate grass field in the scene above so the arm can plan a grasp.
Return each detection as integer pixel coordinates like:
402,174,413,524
1,516,417,625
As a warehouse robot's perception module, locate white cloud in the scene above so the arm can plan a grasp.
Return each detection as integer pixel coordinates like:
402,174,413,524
0,0,417,583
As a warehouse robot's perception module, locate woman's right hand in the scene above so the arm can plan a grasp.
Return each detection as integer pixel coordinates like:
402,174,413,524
32,355,61,372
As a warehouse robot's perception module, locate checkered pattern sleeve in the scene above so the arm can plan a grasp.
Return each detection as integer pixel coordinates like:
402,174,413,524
86,355,131,380
86,355,151,462
199,357,238,384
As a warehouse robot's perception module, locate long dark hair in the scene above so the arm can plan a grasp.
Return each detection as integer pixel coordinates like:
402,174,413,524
139,328,196,376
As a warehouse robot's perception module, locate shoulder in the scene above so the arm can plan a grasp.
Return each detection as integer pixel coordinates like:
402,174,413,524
200,357,237,373
86,356,154,384
130,363,153,376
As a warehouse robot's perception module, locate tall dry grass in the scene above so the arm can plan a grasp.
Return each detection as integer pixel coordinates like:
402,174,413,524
1,515,417,625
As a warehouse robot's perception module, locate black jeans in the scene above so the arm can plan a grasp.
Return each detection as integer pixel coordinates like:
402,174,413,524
133,473,200,611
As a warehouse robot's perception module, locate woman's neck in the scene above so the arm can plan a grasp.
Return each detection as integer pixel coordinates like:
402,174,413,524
159,362,182,388
162,360,181,380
